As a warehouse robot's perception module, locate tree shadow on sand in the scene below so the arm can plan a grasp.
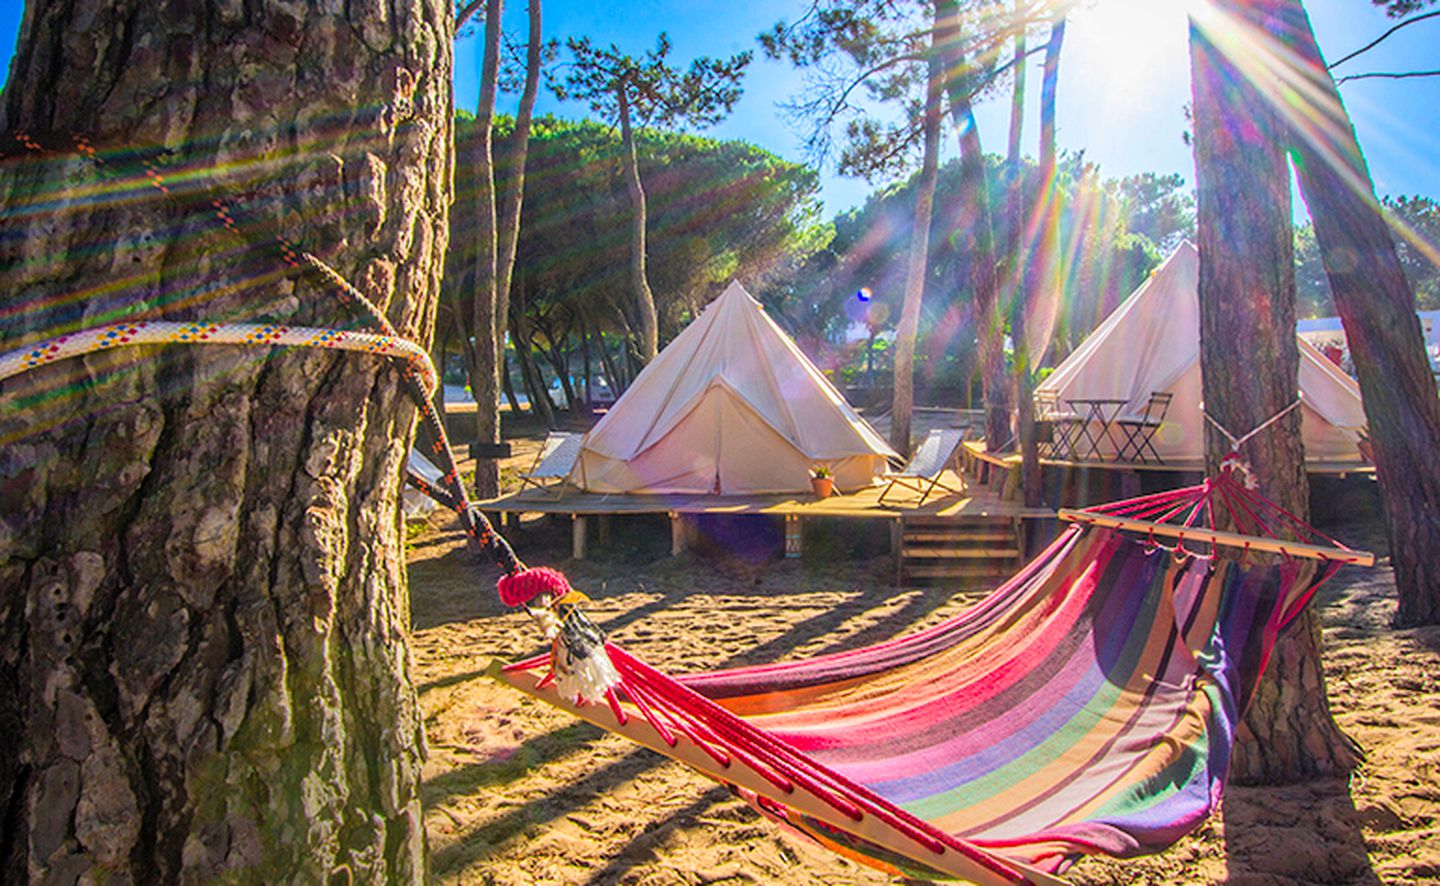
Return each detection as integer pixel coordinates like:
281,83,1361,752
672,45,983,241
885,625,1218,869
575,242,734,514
423,550,969,881
1221,777,1381,884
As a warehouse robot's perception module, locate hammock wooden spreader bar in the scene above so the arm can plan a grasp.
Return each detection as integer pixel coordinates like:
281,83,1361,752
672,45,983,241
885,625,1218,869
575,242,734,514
1057,509,1375,566
1058,469,1374,566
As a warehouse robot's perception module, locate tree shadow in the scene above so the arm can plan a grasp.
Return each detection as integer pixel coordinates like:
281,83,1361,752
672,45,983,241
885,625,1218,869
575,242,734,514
423,566,969,879
577,786,734,886
1221,777,1381,884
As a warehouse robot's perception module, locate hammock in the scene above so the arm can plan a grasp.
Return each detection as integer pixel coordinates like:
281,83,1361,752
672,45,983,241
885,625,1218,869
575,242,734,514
494,474,1370,884
3,132,1373,886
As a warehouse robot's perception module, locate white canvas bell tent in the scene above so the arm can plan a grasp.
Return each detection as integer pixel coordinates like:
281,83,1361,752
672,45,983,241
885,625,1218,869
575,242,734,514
570,281,898,494
1036,241,1367,465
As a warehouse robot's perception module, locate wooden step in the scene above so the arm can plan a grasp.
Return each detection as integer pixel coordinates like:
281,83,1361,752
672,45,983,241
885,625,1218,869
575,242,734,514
903,564,1015,579
901,547,1021,560
901,531,1013,543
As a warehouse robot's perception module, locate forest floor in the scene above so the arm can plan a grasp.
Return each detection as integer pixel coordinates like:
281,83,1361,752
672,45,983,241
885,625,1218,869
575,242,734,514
407,424,1440,885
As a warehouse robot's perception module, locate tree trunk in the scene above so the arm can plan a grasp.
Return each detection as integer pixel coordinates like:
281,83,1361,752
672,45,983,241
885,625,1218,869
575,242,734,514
598,328,625,396
466,0,505,498
1190,8,1356,783
501,349,524,416
1275,0,1440,627
616,86,660,364
510,307,555,428
938,0,1008,451
1004,10,1029,482
1024,16,1066,507
890,8,944,459
580,312,594,409
0,0,449,880
495,0,543,384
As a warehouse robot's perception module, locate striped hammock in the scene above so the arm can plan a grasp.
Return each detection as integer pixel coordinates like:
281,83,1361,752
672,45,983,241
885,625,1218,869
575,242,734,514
496,523,1336,883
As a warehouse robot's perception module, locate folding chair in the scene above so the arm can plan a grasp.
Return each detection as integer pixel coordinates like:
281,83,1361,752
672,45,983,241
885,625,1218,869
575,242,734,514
878,428,969,506
1115,392,1173,464
518,431,584,496
1034,391,1082,459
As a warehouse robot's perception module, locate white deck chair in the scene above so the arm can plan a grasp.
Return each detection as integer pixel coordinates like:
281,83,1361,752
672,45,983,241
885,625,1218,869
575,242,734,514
878,427,969,506
518,431,584,496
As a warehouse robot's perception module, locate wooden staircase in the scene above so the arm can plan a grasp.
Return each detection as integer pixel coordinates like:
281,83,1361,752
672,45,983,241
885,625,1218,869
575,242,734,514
898,515,1025,586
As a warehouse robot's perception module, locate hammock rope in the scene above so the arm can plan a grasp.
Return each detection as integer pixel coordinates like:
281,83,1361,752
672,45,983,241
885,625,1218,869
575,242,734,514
1,129,618,701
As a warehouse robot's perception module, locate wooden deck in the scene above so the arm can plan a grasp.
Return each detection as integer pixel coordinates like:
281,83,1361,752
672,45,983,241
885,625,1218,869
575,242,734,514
477,473,1053,562
481,472,1052,520
962,441,1374,479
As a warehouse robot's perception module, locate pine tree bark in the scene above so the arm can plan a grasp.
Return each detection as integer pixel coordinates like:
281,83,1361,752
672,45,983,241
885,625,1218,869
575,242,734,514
616,87,660,364
1016,15,1066,508
890,8,943,459
466,0,505,499
0,0,449,880
937,0,1008,451
1190,7,1356,783
1273,0,1440,627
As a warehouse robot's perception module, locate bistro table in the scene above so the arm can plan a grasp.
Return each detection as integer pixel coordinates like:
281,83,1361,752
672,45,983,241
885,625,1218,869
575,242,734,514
1065,397,1130,462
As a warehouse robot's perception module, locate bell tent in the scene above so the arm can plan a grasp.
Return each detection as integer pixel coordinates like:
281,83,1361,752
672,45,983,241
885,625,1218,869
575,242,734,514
1037,241,1367,465
570,281,897,494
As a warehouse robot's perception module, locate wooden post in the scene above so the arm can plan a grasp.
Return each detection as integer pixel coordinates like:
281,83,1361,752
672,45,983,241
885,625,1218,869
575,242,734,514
572,515,588,560
784,514,803,558
670,512,686,557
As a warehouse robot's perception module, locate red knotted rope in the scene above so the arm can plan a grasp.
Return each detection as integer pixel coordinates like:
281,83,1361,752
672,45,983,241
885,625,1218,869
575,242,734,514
497,566,573,608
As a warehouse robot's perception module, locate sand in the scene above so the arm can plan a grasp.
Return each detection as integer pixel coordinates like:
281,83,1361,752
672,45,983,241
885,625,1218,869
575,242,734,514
408,434,1440,885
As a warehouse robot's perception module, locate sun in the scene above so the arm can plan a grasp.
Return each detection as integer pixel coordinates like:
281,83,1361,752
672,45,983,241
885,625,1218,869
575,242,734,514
1068,0,1200,103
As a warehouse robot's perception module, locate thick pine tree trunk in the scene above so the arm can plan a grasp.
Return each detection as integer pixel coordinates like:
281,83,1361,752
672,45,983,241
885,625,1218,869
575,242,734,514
1273,0,1440,627
1190,8,1356,783
617,89,659,364
0,0,450,880
890,10,943,459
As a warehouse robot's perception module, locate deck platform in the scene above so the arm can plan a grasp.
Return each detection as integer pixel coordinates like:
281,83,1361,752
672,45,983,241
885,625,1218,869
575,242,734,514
477,473,1054,562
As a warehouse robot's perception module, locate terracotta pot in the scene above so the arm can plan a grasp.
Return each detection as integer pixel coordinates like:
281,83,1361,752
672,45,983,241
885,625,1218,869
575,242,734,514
811,476,834,499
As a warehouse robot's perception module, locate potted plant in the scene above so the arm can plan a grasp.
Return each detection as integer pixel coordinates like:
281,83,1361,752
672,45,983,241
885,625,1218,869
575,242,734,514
1357,427,1374,464
811,464,834,499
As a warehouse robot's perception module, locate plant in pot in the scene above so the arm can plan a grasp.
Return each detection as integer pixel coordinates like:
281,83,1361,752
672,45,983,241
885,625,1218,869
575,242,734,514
811,464,834,499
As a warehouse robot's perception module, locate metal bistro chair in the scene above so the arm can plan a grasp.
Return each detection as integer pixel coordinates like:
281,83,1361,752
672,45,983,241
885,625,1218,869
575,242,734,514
1035,390,1082,460
1115,392,1173,464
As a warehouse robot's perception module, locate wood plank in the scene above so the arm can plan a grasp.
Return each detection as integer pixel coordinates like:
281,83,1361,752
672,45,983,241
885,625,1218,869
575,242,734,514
1057,509,1376,566
901,532,1014,543
902,548,1021,560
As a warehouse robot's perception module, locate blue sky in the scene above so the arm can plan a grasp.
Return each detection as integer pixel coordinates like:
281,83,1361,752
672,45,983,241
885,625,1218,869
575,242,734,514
2,0,1436,217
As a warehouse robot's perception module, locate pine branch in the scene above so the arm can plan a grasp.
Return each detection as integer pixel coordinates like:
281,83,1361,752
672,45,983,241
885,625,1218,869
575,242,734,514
1335,68,1440,84
1328,9,1440,69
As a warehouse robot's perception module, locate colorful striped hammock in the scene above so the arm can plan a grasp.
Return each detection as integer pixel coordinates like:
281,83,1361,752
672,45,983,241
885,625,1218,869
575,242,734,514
0,134,1364,882
495,518,1349,883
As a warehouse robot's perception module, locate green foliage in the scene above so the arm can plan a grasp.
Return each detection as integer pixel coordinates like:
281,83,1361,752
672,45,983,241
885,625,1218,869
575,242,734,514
1295,194,1440,314
1114,172,1196,252
554,33,751,130
1373,0,1437,16
458,116,822,340
767,148,1177,393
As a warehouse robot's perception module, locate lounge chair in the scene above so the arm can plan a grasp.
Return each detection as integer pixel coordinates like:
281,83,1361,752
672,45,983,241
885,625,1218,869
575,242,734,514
518,431,584,496
1115,392,1173,464
878,427,968,506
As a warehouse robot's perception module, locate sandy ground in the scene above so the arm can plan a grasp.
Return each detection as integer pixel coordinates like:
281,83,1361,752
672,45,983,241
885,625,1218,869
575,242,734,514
408,432,1440,885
